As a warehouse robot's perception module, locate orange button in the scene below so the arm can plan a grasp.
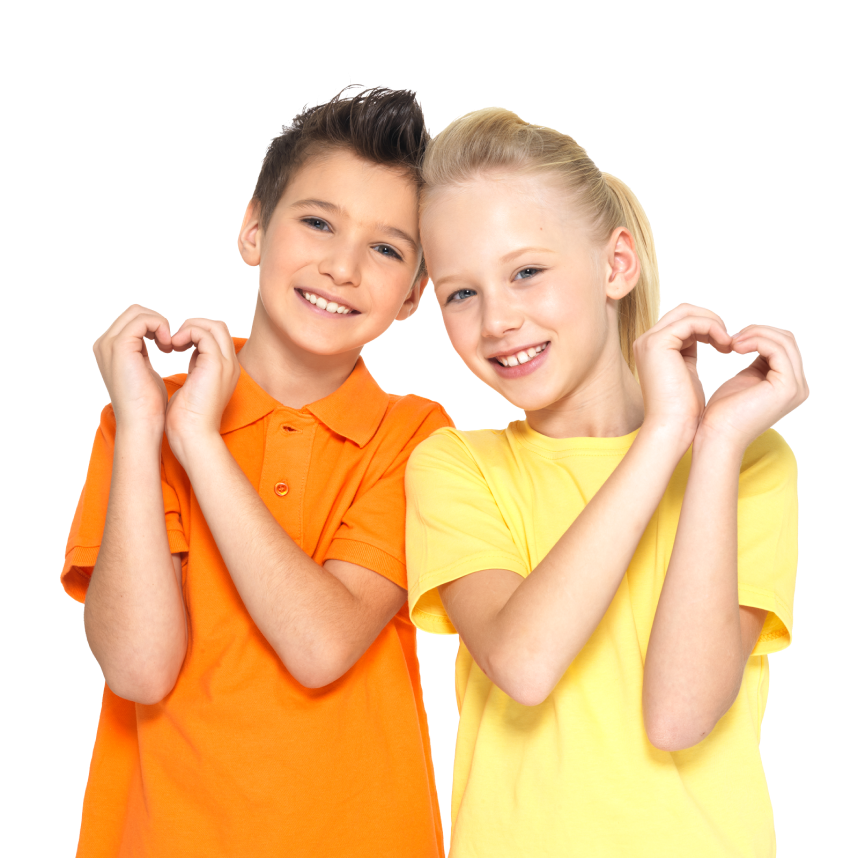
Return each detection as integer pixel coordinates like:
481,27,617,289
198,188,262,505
274,481,289,496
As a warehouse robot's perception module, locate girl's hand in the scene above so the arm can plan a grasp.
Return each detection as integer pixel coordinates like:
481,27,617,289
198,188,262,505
93,305,174,434
699,325,808,449
633,304,733,450
165,318,241,467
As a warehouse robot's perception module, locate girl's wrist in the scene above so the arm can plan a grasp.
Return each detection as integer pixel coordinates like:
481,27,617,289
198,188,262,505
636,417,698,460
691,423,747,462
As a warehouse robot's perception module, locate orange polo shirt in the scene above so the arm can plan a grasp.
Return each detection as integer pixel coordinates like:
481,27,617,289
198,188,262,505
63,342,450,858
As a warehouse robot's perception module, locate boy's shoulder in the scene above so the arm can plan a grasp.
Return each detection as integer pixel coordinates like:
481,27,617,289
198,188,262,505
372,392,454,455
164,373,188,398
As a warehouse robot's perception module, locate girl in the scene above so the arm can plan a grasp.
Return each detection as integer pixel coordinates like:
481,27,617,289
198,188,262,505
405,109,807,858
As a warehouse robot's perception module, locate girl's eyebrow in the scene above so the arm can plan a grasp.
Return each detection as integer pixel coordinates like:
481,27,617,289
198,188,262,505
500,246,555,263
433,245,558,289
289,199,417,253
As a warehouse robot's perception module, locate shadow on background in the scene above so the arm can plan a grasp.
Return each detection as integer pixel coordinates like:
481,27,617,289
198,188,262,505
0,116,114,856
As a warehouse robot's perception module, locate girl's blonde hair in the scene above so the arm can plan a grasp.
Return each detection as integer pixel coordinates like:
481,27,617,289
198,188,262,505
421,108,659,375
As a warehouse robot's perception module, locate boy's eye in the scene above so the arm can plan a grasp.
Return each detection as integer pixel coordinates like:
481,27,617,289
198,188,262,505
446,288,477,304
513,267,542,281
373,244,403,261
302,217,331,231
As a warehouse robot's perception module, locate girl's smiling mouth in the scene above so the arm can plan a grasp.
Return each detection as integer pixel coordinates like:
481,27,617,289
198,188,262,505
488,342,550,378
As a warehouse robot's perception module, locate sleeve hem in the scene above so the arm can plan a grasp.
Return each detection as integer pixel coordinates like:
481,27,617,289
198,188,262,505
409,551,529,634
738,583,794,655
325,538,406,589
167,528,189,555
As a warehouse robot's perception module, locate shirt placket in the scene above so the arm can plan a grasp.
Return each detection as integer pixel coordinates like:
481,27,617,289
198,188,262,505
258,409,317,548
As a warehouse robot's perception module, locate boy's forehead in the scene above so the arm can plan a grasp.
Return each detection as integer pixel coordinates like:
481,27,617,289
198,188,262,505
280,149,419,226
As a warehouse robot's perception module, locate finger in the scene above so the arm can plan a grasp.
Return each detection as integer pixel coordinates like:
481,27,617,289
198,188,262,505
172,318,234,357
731,334,803,400
171,325,227,364
732,325,806,393
100,305,172,350
653,314,733,353
647,304,730,342
115,312,173,353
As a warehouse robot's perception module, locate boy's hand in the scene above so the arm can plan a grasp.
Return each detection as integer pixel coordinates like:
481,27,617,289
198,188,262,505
698,325,808,450
165,319,240,466
93,305,174,433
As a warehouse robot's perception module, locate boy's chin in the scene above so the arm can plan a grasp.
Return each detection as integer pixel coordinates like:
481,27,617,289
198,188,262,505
297,340,362,359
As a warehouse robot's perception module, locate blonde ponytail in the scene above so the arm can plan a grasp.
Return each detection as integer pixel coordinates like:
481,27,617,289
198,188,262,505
422,109,659,376
601,174,659,375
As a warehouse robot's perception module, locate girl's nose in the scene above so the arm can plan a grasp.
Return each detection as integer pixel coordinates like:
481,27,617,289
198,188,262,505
481,289,524,340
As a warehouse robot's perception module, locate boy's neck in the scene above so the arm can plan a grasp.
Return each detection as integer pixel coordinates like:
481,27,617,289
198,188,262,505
238,298,362,410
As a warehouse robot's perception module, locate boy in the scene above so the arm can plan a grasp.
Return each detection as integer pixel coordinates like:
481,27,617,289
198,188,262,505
63,88,449,858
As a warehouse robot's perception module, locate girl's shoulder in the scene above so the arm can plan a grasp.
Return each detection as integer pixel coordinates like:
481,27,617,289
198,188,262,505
409,423,522,472
741,429,796,474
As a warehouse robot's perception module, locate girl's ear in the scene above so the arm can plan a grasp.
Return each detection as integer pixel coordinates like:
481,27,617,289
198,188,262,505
238,200,263,267
605,226,640,300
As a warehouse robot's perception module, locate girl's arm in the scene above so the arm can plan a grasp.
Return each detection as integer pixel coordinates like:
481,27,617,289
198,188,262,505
642,326,807,750
440,305,733,707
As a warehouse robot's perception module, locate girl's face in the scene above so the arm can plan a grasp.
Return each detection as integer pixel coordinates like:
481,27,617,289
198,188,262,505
421,172,633,414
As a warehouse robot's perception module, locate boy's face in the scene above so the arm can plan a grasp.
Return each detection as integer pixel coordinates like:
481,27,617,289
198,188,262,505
239,149,426,360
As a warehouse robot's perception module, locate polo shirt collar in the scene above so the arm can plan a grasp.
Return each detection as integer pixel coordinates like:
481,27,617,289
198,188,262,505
219,339,388,447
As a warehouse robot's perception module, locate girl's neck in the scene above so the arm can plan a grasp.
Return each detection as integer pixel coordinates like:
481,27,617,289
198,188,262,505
524,352,644,440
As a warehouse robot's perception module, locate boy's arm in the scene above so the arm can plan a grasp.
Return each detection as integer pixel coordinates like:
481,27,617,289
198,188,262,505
164,319,404,688
181,440,404,687
84,306,188,704
84,428,187,704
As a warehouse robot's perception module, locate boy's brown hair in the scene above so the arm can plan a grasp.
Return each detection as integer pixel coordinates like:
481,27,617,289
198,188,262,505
253,87,429,233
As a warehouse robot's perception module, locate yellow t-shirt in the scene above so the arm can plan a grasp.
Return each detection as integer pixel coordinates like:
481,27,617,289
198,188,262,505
406,421,797,858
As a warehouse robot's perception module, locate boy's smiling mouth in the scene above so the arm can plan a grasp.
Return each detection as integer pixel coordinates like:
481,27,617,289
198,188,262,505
296,288,360,315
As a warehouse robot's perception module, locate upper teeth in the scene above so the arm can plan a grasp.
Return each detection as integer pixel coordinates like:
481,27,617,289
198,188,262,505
495,343,547,367
302,291,354,314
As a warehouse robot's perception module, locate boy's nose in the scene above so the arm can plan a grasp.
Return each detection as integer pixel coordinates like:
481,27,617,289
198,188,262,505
319,238,362,287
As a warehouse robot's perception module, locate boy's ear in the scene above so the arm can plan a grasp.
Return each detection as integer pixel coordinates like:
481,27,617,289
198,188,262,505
605,226,640,301
238,199,263,267
396,271,430,321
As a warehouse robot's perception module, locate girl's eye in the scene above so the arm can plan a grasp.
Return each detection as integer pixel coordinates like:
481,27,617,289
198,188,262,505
513,267,542,281
373,244,403,261
446,288,477,304
302,217,331,231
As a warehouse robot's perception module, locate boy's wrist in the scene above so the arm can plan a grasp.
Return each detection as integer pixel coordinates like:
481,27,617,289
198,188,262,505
114,421,165,450
169,429,226,473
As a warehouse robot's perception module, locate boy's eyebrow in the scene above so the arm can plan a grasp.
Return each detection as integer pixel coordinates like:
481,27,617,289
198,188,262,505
290,198,419,254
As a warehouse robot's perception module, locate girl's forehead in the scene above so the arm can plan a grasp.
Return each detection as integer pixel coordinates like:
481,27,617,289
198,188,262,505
422,171,588,248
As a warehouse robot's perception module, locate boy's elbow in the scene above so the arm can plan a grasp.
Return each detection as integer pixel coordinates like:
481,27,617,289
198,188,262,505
105,666,179,706
280,643,356,690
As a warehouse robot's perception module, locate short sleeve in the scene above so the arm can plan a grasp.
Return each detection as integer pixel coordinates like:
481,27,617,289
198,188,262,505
323,400,453,589
61,404,189,603
405,429,529,635
736,429,799,655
